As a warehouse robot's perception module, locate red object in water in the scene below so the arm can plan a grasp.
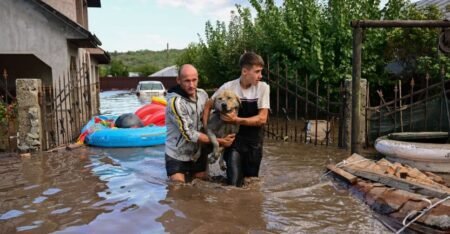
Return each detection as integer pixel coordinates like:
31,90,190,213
135,104,164,118
135,103,166,126
141,110,165,126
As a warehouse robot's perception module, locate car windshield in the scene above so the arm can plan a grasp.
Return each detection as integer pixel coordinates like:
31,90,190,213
140,83,163,90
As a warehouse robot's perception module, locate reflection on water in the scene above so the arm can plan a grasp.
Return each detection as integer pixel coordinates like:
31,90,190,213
100,90,151,115
0,91,392,233
0,148,106,233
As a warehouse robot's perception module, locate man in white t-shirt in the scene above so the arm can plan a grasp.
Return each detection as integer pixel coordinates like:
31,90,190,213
203,52,270,187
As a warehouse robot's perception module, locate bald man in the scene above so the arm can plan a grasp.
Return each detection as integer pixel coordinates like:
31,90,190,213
165,64,235,183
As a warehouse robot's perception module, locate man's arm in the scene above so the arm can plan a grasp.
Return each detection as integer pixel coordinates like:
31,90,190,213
221,108,269,126
168,96,235,147
197,132,235,147
202,99,213,128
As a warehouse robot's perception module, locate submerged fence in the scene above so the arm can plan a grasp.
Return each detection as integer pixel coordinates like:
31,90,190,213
263,61,346,147
40,56,97,150
0,69,17,151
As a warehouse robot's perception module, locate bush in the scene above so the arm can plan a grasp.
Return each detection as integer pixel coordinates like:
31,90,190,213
0,99,17,126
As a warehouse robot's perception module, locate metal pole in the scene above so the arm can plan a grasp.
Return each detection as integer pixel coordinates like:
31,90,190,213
295,71,298,142
276,62,280,136
410,78,414,131
399,80,403,132
440,65,450,141
315,79,319,146
425,73,429,130
285,64,288,138
351,26,362,154
365,82,369,148
394,84,398,132
327,83,330,146
3,69,8,104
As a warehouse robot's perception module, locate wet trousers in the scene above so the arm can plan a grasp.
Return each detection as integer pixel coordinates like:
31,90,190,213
223,139,262,187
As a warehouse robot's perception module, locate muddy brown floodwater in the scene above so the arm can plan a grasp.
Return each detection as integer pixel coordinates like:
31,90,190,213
0,91,392,233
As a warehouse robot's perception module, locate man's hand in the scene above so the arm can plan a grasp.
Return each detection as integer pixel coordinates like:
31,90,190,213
218,133,236,147
220,111,238,124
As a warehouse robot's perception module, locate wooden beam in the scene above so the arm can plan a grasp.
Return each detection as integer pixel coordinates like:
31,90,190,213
341,166,450,199
351,26,362,154
327,164,357,184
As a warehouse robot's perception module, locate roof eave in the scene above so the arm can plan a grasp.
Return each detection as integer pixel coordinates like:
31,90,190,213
87,0,101,8
32,0,102,47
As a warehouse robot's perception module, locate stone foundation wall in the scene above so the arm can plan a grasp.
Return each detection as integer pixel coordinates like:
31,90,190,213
16,79,42,152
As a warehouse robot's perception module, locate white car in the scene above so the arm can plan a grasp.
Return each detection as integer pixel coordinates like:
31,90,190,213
136,81,166,97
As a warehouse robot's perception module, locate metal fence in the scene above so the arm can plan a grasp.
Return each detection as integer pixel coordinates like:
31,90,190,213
263,60,345,147
40,55,97,150
0,69,17,151
366,70,450,146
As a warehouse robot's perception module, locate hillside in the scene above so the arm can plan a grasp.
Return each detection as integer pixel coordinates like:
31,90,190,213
101,49,185,76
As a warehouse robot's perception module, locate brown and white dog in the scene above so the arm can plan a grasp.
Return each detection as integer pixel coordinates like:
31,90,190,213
205,89,240,170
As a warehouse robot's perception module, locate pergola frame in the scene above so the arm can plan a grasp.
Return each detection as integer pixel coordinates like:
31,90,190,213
350,20,450,154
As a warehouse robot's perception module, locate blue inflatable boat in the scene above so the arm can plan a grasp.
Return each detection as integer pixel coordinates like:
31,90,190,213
81,115,166,147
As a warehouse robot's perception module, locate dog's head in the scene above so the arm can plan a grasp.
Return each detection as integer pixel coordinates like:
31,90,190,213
213,89,241,114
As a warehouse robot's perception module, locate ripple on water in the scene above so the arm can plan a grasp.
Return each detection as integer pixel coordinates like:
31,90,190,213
32,196,48,204
42,188,62,196
51,207,72,215
0,209,24,220
100,90,150,115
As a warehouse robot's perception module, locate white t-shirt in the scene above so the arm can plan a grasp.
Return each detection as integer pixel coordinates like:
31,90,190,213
212,78,270,110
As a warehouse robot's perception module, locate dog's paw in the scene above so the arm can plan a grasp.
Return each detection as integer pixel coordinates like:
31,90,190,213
219,159,226,171
208,154,218,164
215,152,221,158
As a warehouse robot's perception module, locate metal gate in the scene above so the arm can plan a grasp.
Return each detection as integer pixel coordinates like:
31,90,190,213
0,69,17,151
263,60,345,147
40,56,97,150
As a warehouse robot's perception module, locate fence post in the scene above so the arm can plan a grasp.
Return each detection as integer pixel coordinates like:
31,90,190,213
16,79,43,152
410,78,414,131
343,79,367,150
351,26,363,154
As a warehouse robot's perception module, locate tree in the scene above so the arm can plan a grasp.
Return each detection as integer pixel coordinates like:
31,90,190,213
177,0,447,93
109,59,129,76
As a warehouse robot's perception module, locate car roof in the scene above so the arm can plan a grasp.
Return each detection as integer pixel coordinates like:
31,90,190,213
138,81,163,84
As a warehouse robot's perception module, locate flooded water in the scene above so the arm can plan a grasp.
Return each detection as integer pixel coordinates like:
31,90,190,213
0,91,392,233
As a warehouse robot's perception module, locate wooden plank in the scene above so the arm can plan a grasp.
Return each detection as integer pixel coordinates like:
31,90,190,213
66,143,83,151
347,154,450,191
341,166,450,199
327,164,357,184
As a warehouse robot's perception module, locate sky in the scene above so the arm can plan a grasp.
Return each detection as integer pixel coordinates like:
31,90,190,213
88,0,419,53
89,0,251,52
